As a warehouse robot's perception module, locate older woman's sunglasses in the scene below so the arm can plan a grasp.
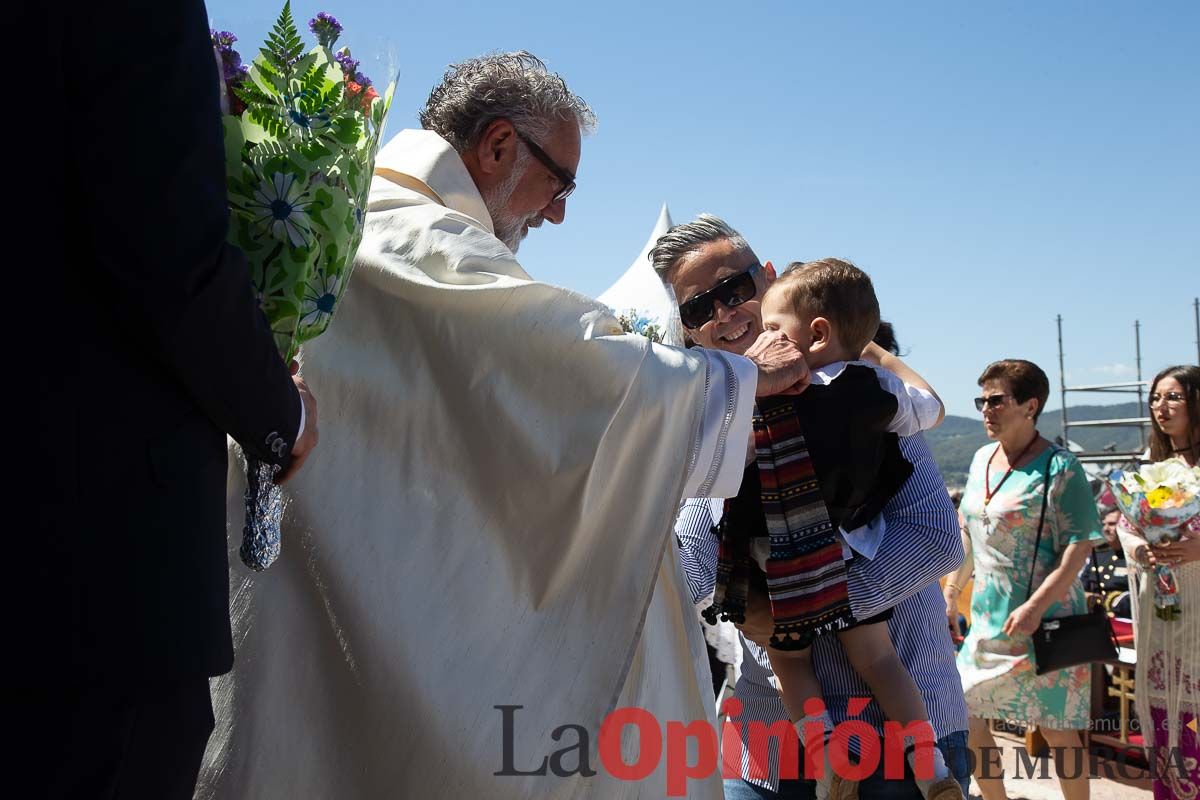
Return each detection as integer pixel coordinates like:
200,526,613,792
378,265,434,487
678,263,762,329
974,393,1010,412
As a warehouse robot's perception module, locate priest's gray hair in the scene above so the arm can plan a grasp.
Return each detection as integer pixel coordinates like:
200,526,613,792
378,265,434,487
420,51,596,152
649,214,753,284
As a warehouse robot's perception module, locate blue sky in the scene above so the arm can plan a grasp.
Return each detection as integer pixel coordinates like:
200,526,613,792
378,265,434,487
211,0,1199,418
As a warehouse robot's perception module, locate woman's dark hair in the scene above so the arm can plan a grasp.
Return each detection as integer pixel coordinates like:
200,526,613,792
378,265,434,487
977,359,1050,420
873,320,900,356
1147,364,1200,463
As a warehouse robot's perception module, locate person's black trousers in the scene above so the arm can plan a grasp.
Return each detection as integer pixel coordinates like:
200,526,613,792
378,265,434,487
44,677,215,800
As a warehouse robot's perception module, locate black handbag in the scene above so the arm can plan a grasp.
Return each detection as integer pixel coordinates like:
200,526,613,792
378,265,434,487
1025,448,1119,675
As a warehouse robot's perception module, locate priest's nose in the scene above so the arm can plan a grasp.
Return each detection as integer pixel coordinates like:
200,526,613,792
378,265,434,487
543,196,567,225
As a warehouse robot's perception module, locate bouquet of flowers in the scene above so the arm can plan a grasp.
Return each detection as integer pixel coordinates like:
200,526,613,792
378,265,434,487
213,3,393,570
617,309,665,343
1108,457,1200,620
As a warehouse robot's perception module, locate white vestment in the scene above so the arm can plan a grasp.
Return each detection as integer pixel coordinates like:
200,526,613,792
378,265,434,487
196,130,757,799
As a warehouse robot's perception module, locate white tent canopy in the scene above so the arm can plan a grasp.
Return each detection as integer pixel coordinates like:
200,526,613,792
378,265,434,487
598,204,683,345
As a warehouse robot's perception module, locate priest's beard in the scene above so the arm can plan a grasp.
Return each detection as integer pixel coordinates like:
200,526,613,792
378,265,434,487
483,151,544,253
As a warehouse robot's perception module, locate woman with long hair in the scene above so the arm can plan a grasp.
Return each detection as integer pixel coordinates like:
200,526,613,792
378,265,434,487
1116,364,1200,799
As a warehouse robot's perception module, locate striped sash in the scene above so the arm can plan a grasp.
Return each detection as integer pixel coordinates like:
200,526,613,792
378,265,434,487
703,397,856,649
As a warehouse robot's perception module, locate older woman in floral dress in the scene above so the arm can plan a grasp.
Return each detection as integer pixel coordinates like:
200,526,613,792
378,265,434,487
1116,364,1200,800
943,359,1102,800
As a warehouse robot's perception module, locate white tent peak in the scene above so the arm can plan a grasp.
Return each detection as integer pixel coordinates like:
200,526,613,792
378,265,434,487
650,202,673,238
598,203,680,343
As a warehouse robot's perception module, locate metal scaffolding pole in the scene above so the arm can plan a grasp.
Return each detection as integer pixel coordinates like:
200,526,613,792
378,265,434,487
1135,320,1145,450
1057,314,1068,444
1056,315,1150,463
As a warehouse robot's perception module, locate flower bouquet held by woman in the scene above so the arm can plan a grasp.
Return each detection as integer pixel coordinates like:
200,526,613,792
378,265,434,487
212,3,393,570
1109,457,1200,620
1112,365,1200,799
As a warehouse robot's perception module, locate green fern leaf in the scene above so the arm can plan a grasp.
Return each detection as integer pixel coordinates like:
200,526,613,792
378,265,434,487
245,101,288,139
260,2,304,78
234,81,278,110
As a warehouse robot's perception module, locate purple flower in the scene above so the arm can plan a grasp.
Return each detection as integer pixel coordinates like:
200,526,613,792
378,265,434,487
308,12,343,48
334,51,359,76
334,51,371,88
211,30,248,86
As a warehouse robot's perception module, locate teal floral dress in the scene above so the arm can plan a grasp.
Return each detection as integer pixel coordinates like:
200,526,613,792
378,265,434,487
957,444,1103,728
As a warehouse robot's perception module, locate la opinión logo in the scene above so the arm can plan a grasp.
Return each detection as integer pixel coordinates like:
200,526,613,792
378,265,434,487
496,700,1186,794
495,697,941,797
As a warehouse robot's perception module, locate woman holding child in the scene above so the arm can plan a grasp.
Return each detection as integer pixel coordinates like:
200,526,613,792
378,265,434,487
944,359,1102,800
1114,364,1200,800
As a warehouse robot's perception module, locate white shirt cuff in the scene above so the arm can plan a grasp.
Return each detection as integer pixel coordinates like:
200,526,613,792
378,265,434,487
295,389,306,444
681,351,757,498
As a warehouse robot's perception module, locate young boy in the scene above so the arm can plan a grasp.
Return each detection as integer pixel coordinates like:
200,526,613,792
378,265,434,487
705,259,961,800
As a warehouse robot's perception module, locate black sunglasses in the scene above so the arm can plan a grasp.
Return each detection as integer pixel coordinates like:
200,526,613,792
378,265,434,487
678,263,762,329
514,130,576,203
974,393,1010,412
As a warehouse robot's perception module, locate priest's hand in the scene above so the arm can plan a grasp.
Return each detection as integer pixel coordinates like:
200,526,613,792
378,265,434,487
747,331,811,397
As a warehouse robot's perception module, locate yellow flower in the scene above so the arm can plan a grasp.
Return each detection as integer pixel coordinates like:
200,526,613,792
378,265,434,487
1146,486,1173,508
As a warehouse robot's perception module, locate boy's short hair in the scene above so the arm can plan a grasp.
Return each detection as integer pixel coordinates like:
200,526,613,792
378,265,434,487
769,258,880,353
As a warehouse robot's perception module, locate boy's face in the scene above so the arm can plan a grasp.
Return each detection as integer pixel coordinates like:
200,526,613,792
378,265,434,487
761,289,833,366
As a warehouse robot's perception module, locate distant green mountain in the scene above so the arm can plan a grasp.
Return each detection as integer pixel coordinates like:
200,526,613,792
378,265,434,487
928,401,1149,487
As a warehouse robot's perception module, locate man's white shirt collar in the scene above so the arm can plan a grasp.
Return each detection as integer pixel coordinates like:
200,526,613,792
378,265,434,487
811,359,855,386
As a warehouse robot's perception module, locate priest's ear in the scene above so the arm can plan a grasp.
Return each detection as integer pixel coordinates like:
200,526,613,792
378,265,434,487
471,118,519,179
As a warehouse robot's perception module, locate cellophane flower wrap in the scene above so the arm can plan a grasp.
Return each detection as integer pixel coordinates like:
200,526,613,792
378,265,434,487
1108,458,1200,621
213,4,393,571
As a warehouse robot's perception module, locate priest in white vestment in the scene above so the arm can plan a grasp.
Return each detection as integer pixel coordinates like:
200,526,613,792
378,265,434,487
197,52,808,799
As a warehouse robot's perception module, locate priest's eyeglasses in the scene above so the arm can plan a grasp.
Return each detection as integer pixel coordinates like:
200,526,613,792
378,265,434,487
514,130,576,203
974,393,1010,411
678,263,763,329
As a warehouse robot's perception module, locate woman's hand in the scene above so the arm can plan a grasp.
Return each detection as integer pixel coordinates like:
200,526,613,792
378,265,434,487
1002,601,1043,637
943,585,961,635
1150,533,1200,566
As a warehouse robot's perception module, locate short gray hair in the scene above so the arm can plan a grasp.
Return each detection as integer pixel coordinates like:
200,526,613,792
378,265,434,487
648,214,752,284
419,51,597,152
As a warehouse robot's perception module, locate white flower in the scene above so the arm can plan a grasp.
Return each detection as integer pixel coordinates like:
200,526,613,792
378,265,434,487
247,172,314,248
1118,458,1200,514
1133,458,1200,492
299,272,342,328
